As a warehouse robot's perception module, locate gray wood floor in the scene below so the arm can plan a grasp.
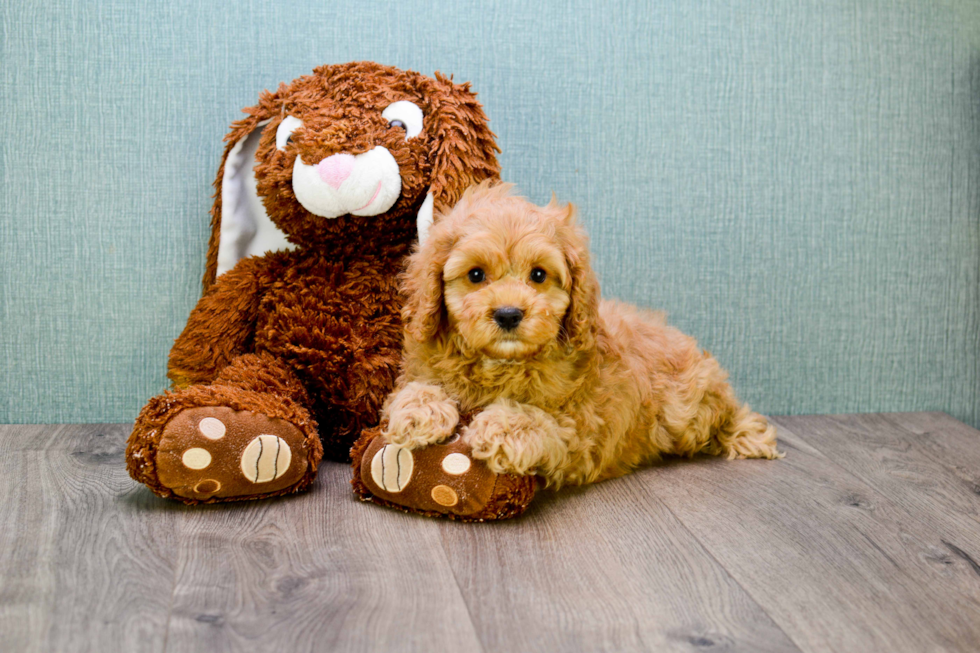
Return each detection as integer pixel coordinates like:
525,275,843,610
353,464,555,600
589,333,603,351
1,412,979,652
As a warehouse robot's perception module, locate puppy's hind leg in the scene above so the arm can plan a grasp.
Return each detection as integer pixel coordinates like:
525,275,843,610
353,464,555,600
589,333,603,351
711,402,782,460
670,356,782,460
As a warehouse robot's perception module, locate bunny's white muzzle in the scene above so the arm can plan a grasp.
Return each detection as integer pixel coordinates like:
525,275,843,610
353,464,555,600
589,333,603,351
292,146,402,218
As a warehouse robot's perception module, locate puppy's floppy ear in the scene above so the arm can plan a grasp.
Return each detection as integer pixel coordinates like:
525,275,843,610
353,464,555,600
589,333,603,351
401,213,458,342
556,202,600,352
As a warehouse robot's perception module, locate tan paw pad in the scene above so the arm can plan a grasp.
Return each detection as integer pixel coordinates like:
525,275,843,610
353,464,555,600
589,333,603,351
370,444,414,492
240,435,292,483
194,479,221,495
198,417,226,440
441,453,471,475
182,448,212,470
431,484,459,507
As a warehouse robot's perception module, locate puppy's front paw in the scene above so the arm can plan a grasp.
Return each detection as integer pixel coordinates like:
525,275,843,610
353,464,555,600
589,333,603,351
381,382,459,450
462,400,572,479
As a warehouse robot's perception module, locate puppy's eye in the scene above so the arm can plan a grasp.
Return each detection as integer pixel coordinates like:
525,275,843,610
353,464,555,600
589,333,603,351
388,119,406,130
530,268,547,284
467,268,485,283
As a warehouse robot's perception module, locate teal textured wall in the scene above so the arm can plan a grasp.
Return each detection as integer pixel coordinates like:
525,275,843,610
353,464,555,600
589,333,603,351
2,0,979,426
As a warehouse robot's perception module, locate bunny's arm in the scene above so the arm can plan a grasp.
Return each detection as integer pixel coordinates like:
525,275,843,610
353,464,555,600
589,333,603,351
167,255,277,388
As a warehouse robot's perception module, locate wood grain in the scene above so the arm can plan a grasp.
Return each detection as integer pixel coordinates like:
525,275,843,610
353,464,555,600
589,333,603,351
438,473,801,653
645,417,980,653
2,413,979,652
881,412,980,478
774,413,980,532
0,423,180,653
163,462,483,653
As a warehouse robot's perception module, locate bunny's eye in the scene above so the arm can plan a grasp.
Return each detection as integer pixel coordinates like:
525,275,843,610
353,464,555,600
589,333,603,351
276,116,303,151
382,101,424,139
467,268,485,283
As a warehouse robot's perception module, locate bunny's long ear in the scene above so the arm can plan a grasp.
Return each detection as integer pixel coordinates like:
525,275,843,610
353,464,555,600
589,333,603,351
414,73,500,247
202,93,295,292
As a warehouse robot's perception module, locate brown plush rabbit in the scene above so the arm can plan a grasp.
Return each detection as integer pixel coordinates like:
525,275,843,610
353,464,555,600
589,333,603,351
126,62,500,504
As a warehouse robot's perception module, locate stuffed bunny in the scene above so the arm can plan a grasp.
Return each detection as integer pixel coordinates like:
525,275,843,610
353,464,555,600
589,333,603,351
127,62,500,504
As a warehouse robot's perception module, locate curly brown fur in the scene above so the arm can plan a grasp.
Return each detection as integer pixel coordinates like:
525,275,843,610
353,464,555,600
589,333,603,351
203,63,500,289
385,182,781,488
128,62,500,501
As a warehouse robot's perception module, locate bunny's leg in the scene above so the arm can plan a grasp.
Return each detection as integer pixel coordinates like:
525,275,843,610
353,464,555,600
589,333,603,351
126,352,323,504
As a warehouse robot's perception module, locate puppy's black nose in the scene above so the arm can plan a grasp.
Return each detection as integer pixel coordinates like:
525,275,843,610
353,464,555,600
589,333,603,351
493,306,524,331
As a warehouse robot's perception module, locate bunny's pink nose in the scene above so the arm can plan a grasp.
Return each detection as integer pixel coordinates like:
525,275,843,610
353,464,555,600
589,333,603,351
316,154,355,189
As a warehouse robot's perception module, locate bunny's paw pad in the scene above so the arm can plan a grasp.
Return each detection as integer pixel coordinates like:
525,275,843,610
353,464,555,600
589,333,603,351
155,407,309,501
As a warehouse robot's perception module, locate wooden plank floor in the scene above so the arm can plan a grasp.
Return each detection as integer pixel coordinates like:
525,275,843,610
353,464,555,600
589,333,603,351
1,413,978,652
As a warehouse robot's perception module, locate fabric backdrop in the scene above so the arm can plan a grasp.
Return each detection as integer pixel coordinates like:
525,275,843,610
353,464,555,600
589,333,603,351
2,0,979,427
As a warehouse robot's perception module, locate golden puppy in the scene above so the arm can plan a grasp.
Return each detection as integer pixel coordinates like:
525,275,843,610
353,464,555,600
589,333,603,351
382,181,780,487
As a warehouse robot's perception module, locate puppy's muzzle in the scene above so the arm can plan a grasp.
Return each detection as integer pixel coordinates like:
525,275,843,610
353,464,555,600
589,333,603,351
493,306,524,331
